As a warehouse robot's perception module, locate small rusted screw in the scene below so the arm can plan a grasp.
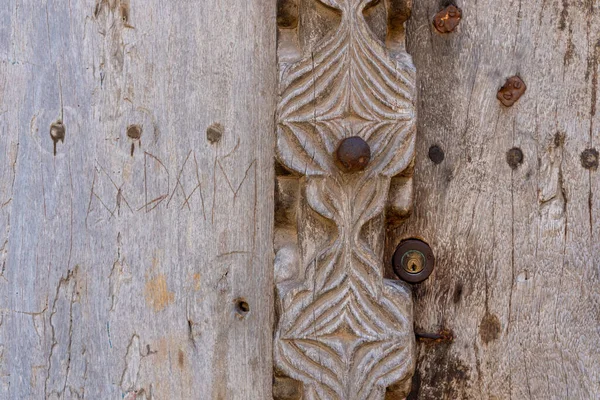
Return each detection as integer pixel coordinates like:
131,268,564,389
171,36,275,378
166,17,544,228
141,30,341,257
433,5,462,34
497,76,527,107
393,239,435,283
336,136,371,172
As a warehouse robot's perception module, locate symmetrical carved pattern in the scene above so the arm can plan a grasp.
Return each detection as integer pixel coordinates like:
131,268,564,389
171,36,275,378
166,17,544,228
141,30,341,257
274,0,416,399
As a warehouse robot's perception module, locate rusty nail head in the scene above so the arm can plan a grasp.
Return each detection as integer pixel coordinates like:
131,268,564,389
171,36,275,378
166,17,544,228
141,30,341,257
415,329,454,343
393,239,435,283
336,136,371,172
434,5,462,33
497,76,527,107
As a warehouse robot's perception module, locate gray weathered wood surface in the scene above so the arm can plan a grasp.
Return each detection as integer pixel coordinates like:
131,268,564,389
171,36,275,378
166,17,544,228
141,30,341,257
387,0,600,398
2,0,600,399
0,0,275,398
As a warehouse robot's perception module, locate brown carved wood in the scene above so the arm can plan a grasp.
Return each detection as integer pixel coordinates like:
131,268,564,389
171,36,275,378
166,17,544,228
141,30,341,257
274,1,417,398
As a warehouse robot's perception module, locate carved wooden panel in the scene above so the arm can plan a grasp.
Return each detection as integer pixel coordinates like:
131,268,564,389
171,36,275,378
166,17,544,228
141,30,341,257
274,1,417,398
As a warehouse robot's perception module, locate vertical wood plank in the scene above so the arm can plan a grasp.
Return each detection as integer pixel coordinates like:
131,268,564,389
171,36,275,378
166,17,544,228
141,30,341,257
0,0,275,398
395,1,600,398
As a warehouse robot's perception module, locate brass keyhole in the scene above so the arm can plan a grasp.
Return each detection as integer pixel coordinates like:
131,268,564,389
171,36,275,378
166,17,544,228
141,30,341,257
392,239,435,283
402,250,425,274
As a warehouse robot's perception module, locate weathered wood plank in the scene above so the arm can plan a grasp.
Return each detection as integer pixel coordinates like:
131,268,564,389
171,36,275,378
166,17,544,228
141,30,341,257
0,0,275,398
273,1,418,399
389,1,600,398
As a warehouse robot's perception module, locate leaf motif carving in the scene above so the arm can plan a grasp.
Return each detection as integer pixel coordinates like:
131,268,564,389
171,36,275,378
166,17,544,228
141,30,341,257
275,0,417,398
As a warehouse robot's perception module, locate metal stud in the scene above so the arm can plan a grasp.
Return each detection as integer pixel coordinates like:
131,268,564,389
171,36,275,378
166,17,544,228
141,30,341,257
336,136,371,172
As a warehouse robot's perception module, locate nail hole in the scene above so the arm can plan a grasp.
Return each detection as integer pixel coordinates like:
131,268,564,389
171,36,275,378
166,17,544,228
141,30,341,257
581,148,599,170
506,147,524,170
206,123,223,144
127,124,142,156
127,124,142,140
50,120,66,156
235,299,250,317
428,145,445,165
120,3,129,23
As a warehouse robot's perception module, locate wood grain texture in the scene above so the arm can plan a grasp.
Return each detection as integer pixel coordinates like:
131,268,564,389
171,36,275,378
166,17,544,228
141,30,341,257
0,0,275,398
274,1,417,399
386,0,600,398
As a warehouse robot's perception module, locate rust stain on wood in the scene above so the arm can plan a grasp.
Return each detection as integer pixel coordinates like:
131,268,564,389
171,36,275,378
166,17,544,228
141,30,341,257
178,349,185,369
479,312,501,345
192,273,201,291
144,274,174,312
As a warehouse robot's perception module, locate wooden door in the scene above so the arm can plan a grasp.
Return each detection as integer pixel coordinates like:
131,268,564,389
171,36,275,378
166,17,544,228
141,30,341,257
1,0,599,399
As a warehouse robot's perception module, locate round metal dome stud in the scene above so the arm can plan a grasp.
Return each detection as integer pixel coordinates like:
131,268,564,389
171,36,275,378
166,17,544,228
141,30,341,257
336,136,371,172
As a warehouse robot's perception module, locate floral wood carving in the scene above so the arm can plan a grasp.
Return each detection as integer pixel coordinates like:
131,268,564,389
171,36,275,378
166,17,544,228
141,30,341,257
274,0,417,399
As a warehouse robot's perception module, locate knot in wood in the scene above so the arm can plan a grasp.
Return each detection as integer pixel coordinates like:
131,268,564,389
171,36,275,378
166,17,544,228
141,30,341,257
336,136,371,172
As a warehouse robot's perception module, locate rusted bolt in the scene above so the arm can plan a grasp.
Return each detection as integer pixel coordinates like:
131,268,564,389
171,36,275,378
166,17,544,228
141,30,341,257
336,136,371,172
497,76,527,107
392,239,435,283
49,120,66,156
433,5,462,33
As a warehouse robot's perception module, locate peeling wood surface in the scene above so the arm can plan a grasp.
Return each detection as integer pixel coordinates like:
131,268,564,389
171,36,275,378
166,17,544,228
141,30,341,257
0,0,275,398
386,0,600,398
